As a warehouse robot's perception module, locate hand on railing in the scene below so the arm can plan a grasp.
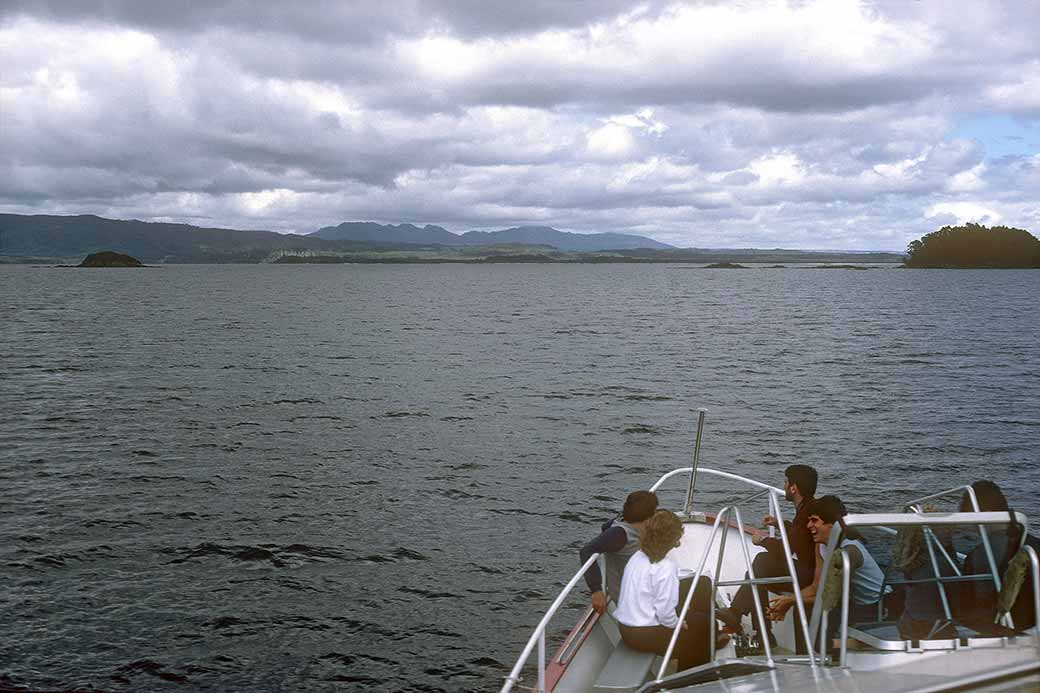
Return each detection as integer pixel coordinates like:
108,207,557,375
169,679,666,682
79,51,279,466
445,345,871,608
591,590,607,615
762,515,778,528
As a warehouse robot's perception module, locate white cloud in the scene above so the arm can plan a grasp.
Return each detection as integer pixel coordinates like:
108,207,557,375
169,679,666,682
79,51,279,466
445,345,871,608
926,202,1002,225
946,164,987,193
585,122,636,159
749,152,805,187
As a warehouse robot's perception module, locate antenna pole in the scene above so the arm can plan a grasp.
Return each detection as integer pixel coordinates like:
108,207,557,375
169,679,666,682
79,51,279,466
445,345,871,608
683,408,707,516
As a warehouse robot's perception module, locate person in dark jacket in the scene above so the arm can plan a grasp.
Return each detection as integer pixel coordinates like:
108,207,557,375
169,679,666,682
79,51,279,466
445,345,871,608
956,480,1037,631
716,465,818,647
579,490,658,614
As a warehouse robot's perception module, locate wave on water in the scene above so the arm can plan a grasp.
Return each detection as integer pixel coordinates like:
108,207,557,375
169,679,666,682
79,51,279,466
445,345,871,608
112,659,189,684
160,542,350,566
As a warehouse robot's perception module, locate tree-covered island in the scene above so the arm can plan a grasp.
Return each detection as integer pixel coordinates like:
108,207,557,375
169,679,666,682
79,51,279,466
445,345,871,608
905,223,1040,268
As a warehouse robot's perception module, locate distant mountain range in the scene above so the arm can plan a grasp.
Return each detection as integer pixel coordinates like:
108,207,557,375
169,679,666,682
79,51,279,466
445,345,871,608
310,222,674,251
0,213,905,264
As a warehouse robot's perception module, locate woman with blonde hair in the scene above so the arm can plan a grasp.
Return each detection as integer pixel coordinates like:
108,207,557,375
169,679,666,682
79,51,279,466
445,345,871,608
614,510,715,671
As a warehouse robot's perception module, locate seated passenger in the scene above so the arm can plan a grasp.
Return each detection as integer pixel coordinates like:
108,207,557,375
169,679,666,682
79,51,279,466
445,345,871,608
892,513,958,640
956,480,1038,631
614,510,715,672
767,496,888,637
716,465,818,649
579,490,658,614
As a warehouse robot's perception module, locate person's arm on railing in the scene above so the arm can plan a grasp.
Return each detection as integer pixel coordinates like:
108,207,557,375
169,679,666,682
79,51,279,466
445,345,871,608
579,525,628,614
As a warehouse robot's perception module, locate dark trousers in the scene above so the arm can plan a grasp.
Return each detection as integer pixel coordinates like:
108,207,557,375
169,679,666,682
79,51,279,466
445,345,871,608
730,550,814,638
821,601,880,654
618,577,714,672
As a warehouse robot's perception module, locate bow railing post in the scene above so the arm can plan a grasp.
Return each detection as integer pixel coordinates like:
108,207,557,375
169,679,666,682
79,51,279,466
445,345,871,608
770,491,816,666
683,409,707,516
659,509,728,681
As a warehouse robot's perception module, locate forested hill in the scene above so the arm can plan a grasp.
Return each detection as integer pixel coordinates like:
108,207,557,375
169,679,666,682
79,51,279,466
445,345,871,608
456,226,674,250
905,224,1040,268
0,214,337,263
311,222,674,251
0,213,903,264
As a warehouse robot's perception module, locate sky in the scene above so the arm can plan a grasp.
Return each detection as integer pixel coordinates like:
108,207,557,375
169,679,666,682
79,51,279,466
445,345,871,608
1,1,1039,250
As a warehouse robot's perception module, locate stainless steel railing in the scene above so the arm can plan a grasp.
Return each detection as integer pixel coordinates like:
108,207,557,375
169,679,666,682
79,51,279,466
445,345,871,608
655,467,817,679
502,464,803,692
831,511,1034,666
500,552,600,693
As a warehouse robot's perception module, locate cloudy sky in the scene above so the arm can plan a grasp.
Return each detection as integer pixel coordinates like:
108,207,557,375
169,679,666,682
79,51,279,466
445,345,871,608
2,1,1038,249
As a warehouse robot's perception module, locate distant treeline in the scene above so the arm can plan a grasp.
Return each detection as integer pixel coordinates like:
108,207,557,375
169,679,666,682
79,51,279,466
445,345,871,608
0,213,905,265
906,223,1040,268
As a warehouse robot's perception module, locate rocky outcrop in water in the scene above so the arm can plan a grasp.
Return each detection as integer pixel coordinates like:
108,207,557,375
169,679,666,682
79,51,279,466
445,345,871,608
78,251,145,267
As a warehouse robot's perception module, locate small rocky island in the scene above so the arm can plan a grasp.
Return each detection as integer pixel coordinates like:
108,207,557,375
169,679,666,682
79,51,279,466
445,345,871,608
78,251,145,267
703,262,747,269
905,223,1040,268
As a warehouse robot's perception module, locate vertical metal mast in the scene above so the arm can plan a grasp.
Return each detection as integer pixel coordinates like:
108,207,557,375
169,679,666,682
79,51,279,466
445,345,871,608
683,408,707,516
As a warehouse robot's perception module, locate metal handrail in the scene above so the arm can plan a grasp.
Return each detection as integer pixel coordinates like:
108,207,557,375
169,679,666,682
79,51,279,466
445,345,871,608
683,408,707,515
652,466,784,496
501,553,600,693
652,467,816,678
904,486,1005,601
768,489,816,661
907,505,954,622
839,551,851,666
503,475,1036,693
884,573,1004,585
844,512,1029,530
660,510,728,678
504,465,787,692
735,506,778,666
824,512,1034,663
1024,546,1040,646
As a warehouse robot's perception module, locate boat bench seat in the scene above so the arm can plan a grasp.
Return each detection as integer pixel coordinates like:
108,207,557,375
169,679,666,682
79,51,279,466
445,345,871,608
592,641,657,692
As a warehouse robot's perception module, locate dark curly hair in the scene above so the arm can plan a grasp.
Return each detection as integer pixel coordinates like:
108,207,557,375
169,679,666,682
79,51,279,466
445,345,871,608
622,490,659,523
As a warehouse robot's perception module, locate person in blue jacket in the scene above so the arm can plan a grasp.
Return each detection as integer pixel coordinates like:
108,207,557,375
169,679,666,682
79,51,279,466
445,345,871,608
579,490,658,614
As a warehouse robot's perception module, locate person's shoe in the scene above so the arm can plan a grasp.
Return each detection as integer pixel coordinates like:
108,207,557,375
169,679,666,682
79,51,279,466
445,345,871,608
715,607,743,631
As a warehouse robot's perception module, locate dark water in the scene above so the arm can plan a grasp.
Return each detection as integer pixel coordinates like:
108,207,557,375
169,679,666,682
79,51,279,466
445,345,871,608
2,264,1038,692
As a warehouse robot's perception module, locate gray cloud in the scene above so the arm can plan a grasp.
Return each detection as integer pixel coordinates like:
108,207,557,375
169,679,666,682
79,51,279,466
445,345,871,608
1,1,1039,249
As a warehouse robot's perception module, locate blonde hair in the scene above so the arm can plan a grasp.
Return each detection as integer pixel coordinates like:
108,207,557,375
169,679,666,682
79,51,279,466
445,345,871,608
640,510,683,562
893,504,943,573
892,525,927,573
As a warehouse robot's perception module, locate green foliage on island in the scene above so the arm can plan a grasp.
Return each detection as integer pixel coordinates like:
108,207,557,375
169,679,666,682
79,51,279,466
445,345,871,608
905,223,1040,268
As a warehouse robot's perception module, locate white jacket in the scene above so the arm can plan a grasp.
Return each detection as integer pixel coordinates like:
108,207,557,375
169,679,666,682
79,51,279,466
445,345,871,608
613,550,679,628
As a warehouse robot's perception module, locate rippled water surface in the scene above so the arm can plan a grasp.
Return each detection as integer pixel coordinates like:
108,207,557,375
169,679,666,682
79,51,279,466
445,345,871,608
2,264,1038,691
